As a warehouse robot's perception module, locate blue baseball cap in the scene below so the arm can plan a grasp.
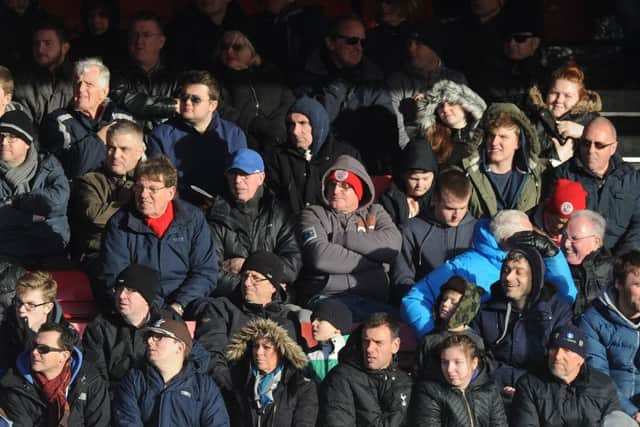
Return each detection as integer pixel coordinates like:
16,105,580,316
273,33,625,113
225,148,265,174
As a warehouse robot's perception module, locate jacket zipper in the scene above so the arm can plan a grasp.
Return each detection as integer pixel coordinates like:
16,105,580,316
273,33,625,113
462,389,475,427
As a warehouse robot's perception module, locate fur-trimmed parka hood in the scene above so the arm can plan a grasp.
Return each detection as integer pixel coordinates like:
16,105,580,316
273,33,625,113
225,318,308,370
528,85,602,117
417,80,487,131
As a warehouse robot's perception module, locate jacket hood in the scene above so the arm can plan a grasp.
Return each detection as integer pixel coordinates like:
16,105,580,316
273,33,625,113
597,288,640,330
418,80,487,131
435,280,483,330
288,96,330,155
469,102,540,164
528,85,602,117
225,318,308,370
17,346,84,386
471,219,506,267
503,245,546,306
391,139,438,194
321,155,375,210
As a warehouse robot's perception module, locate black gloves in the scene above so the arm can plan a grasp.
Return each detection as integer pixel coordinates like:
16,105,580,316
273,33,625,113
507,230,559,258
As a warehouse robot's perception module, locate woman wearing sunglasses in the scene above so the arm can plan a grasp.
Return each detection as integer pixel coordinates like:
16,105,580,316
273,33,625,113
213,30,295,153
0,271,73,370
528,62,602,165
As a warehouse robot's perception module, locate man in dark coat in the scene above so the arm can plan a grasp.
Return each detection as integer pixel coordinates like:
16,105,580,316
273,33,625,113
193,252,299,391
265,96,361,214
472,246,572,400
0,322,111,426
319,312,412,426
511,324,635,427
207,148,301,297
561,209,614,318
98,155,218,317
112,318,229,426
82,264,180,394
553,117,640,255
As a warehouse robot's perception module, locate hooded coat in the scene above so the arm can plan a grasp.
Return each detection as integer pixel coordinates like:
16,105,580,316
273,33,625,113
318,323,413,427
379,140,438,226
264,96,361,214
112,343,229,427
409,361,508,427
472,247,573,389
580,288,640,415
224,318,317,427
528,85,601,159
401,219,576,337
296,155,402,305
458,103,548,218
570,246,614,318
0,347,110,427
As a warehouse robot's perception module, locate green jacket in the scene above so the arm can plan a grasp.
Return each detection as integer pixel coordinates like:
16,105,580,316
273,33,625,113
458,103,549,218
306,334,349,382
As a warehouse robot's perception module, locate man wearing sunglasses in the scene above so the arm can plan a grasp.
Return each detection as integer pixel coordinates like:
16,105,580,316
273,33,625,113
553,117,640,255
148,69,247,204
0,322,111,426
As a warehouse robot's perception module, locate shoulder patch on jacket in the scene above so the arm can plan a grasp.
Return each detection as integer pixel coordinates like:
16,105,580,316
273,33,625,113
301,227,317,245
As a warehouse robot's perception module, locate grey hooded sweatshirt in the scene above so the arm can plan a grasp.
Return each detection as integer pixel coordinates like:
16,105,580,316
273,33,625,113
296,155,402,304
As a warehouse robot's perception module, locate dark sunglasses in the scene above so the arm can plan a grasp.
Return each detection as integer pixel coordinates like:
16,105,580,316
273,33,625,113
335,34,366,46
179,94,204,104
222,42,246,52
34,344,67,354
510,34,536,43
579,138,616,150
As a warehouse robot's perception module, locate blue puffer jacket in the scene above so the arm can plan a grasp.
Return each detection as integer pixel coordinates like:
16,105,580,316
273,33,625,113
40,100,134,178
0,153,70,258
472,280,572,389
401,219,576,337
112,343,230,427
147,112,247,199
100,199,218,308
580,288,640,415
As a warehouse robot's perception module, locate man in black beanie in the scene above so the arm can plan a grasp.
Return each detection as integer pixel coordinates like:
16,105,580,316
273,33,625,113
82,263,180,394
192,251,299,392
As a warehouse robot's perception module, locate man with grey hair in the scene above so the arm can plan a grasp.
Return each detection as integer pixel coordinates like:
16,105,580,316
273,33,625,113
562,209,614,317
41,57,134,178
71,120,146,272
553,116,640,255
402,209,576,336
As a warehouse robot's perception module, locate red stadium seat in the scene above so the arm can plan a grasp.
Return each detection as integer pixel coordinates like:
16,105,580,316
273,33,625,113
51,270,97,321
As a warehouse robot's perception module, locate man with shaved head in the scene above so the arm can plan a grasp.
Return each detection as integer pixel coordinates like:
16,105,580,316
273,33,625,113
553,117,640,255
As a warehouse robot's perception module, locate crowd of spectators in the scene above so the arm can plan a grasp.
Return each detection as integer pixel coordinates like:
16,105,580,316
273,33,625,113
0,0,639,425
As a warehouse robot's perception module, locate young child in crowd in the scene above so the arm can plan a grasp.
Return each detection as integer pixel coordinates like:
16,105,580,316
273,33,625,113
306,299,353,382
417,275,484,379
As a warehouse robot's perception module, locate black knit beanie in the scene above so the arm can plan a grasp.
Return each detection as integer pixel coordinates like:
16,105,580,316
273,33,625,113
241,251,285,293
115,264,161,306
311,299,353,335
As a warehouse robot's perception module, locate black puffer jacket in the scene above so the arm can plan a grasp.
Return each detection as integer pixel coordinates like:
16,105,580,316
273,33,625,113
192,293,299,392
0,257,26,325
109,59,180,130
81,304,180,393
215,65,295,152
553,154,640,255
511,365,621,427
318,325,413,427
207,186,302,296
0,301,73,370
570,246,614,318
409,364,508,426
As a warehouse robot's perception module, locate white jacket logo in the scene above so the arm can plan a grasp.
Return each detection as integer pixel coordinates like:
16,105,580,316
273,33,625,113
400,393,407,407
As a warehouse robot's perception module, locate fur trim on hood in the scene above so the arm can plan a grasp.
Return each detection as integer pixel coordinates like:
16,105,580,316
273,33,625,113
528,85,602,117
321,154,375,210
225,318,308,370
417,80,487,131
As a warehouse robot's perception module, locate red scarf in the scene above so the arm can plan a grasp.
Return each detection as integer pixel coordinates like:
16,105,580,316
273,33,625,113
34,361,72,427
145,201,174,238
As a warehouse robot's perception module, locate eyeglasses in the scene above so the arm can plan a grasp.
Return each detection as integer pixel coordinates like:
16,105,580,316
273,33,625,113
14,298,50,311
179,94,204,104
510,34,536,43
562,233,596,243
129,32,162,40
33,344,67,354
579,138,616,150
113,286,139,295
133,184,167,194
335,34,366,46
222,42,246,52
0,133,20,142
146,332,170,342
242,272,270,284
326,181,354,192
